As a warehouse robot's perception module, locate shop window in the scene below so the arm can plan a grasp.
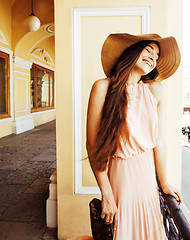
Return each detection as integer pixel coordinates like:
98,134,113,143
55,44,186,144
31,64,54,112
0,51,10,119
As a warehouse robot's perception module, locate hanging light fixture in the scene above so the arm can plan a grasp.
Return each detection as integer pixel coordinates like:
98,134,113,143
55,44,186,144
24,0,41,32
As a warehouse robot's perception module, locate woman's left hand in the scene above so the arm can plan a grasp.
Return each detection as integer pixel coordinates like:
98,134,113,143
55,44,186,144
162,184,182,205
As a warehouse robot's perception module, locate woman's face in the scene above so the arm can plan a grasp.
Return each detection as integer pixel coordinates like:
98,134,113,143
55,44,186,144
134,43,159,76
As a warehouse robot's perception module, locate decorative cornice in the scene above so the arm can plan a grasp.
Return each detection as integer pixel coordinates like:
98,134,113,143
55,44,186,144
31,58,55,71
0,45,13,55
31,47,54,66
13,56,32,69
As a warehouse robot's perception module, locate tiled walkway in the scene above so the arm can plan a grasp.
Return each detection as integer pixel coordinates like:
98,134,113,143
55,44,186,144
0,120,57,240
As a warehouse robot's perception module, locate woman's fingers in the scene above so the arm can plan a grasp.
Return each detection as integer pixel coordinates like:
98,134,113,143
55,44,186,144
163,184,183,205
105,213,114,224
113,212,118,231
173,191,182,205
101,211,105,219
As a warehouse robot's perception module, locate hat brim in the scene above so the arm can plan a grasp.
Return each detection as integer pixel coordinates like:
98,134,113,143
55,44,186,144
101,33,181,81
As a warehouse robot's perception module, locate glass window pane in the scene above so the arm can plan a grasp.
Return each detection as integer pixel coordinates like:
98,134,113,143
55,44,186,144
50,73,53,106
37,69,49,108
31,67,35,108
0,57,6,113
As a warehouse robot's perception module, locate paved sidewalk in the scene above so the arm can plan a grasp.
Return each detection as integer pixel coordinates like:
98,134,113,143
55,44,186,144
0,120,57,240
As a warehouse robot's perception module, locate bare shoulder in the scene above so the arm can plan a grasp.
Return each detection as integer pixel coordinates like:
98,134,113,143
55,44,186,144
90,78,110,99
92,78,110,92
147,81,166,103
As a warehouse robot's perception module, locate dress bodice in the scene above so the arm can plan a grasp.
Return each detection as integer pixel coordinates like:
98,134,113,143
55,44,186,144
113,81,158,159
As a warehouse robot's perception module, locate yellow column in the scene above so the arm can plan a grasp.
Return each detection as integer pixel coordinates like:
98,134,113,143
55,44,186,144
55,0,183,239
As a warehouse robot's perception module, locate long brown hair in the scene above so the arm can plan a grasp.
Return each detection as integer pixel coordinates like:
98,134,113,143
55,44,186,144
89,40,160,171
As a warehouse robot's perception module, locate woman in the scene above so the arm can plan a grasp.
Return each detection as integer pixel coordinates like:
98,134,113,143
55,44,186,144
70,33,182,240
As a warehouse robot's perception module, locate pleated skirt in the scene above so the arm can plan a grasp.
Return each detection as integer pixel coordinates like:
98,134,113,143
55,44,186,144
68,149,167,240
108,149,167,240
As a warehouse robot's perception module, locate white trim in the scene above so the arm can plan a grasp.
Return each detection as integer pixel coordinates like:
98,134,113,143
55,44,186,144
0,117,14,123
72,7,150,195
15,31,33,53
13,56,32,69
0,29,9,45
31,59,55,71
9,52,14,118
13,114,34,134
28,34,53,57
15,52,29,58
31,109,55,115
0,45,13,55
15,77,29,113
14,70,30,76
45,52,55,66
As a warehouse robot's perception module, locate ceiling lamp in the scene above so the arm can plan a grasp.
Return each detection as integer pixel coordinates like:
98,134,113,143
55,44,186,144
24,0,40,32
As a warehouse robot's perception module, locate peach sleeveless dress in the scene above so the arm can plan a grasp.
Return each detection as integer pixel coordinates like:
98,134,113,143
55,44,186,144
69,81,167,240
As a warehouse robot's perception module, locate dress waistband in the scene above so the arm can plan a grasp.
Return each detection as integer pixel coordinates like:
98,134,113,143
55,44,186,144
111,149,153,161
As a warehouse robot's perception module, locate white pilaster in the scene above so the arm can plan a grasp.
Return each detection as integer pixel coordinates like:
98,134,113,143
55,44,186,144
13,114,34,134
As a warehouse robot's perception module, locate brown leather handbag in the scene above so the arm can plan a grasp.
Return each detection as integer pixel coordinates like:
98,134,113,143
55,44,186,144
89,198,113,240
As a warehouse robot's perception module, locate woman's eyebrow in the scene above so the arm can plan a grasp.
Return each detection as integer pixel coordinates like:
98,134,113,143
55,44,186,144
147,44,159,57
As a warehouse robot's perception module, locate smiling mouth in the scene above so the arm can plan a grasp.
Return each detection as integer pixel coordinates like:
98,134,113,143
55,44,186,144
143,60,152,67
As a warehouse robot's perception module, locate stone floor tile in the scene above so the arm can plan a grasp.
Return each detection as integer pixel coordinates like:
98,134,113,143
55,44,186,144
39,167,56,178
4,170,39,185
24,178,50,194
41,227,57,240
0,193,48,222
0,222,46,240
0,160,23,170
0,184,27,214
19,161,52,172
0,169,14,184
31,151,56,162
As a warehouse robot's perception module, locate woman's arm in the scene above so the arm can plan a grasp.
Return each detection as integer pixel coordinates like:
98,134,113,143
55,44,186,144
150,82,182,205
86,79,118,228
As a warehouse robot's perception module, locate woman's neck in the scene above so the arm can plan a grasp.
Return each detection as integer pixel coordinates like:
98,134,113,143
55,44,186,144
127,71,141,84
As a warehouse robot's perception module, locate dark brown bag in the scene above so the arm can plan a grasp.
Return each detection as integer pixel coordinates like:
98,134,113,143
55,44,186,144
89,198,113,240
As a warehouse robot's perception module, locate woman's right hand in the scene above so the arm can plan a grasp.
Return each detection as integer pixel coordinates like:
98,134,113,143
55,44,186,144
101,192,118,230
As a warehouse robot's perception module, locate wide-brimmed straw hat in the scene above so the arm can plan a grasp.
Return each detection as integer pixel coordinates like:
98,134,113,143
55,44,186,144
101,33,181,81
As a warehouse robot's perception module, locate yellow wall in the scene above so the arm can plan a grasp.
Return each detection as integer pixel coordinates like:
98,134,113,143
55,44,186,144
0,122,13,138
32,110,56,127
55,0,183,239
0,0,12,49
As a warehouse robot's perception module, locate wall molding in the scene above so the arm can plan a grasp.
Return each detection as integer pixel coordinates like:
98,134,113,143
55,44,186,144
31,47,54,67
13,70,30,76
0,29,9,45
15,77,29,113
72,7,150,195
31,59,55,71
0,45,13,55
13,56,32,69
31,109,56,115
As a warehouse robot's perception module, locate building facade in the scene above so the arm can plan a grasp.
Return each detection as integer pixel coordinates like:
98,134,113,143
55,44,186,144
0,0,55,139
